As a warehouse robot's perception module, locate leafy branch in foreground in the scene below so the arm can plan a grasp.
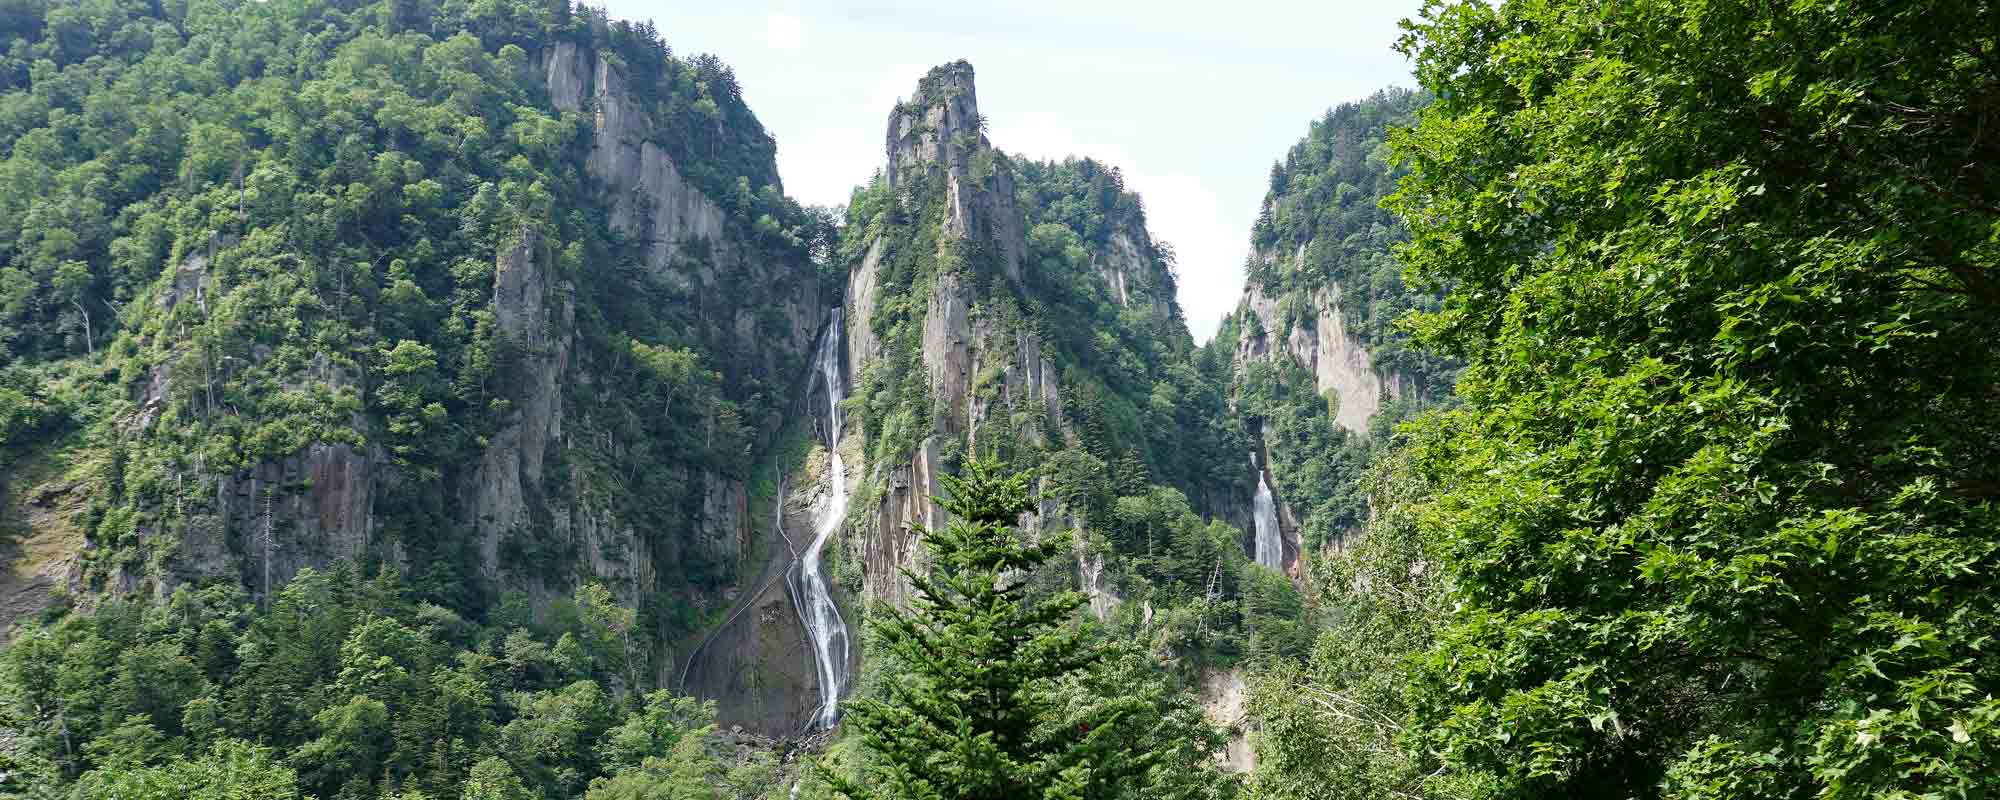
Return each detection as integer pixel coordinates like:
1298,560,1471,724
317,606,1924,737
1387,1,2000,797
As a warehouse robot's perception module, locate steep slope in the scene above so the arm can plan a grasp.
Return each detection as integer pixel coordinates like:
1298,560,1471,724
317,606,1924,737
0,1,1333,767
697,64,1306,747
833,61,1255,607
0,1,826,681
1217,88,1456,555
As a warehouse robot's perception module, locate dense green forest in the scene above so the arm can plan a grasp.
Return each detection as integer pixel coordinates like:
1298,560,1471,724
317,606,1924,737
4,0,1998,798
3,568,777,798
1252,0,1999,798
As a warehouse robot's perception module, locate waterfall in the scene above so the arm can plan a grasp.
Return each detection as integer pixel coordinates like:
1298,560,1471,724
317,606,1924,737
796,307,852,730
1252,454,1281,570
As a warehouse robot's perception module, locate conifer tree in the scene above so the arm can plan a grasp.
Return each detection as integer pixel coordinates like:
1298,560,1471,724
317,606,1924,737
829,461,1155,800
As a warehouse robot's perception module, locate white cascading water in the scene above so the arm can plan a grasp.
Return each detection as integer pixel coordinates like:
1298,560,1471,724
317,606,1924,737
1252,455,1282,570
797,308,852,730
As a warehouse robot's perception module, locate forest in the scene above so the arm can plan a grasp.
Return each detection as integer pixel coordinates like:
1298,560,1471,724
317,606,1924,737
2,0,1996,798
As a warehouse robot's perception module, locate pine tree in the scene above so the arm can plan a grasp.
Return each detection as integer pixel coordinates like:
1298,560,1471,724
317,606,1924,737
828,461,1155,800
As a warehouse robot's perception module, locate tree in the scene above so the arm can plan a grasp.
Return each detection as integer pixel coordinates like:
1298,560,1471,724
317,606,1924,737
1247,454,1452,800
460,756,532,800
71,739,301,800
1389,1,2000,797
583,743,724,800
829,460,1161,800
598,691,712,771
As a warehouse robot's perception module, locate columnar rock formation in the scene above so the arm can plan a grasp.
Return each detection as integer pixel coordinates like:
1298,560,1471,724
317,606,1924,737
844,62,1071,608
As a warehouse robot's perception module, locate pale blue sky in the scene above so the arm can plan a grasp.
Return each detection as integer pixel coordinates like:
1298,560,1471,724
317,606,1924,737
600,0,1426,341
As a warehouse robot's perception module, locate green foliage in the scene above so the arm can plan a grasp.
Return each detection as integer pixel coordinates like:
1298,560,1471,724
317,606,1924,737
1011,159,1247,502
1247,89,1453,393
0,566,766,800
828,460,1230,800
1385,0,2000,797
0,0,823,626
831,105,1264,685
70,738,302,800
1246,453,1451,800
1225,89,1456,555
838,148,1246,519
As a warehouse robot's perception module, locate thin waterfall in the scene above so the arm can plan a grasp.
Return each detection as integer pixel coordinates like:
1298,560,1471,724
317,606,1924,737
796,307,852,730
1252,453,1281,570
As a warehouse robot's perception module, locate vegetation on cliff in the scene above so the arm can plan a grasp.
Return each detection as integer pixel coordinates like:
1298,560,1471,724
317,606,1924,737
0,0,829,625
837,80,1279,671
8,0,1996,799
1223,88,1453,551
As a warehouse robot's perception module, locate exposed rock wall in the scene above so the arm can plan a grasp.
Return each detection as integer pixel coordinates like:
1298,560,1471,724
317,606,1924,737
1229,240,1410,581
1234,243,1399,436
470,228,571,577
845,63,1078,615
1096,229,1174,316
923,275,975,439
679,458,849,734
104,238,385,602
885,62,1025,284
845,239,884,381
543,42,819,368
1200,667,1258,773
546,44,728,281
27,41,820,683
856,436,945,608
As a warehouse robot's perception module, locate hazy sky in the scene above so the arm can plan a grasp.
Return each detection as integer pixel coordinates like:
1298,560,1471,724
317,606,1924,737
600,0,1426,341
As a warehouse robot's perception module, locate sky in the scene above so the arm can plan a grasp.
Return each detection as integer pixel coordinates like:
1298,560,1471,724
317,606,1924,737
600,0,1427,342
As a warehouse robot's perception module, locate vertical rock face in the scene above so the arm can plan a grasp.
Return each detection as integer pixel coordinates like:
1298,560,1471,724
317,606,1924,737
859,436,946,608
528,42,822,731
885,61,1026,284
1227,246,1400,566
1201,667,1258,773
520,42,819,589
923,274,974,439
845,239,884,382
40,41,820,669
1097,229,1171,315
1234,244,1398,437
542,42,817,375
845,62,1076,612
108,239,385,601
470,228,571,577
547,46,728,277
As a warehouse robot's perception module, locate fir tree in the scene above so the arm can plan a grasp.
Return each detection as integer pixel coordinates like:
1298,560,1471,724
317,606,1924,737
829,461,1155,800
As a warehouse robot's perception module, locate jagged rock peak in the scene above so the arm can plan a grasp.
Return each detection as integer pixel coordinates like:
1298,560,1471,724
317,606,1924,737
881,60,1026,284
885,60,983,191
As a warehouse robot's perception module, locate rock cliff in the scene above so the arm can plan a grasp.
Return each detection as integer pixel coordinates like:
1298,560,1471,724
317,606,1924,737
1234,254,1403,437
1222,88,1448,558
14,38,824,705
841,62,1071,608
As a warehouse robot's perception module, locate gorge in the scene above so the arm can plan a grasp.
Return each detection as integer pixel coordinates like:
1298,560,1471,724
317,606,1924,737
0,3,1421,788
4,1,1994,798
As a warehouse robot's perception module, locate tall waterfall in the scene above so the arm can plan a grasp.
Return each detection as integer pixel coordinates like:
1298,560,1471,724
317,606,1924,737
1252,454,1282,570
796,308,852,730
